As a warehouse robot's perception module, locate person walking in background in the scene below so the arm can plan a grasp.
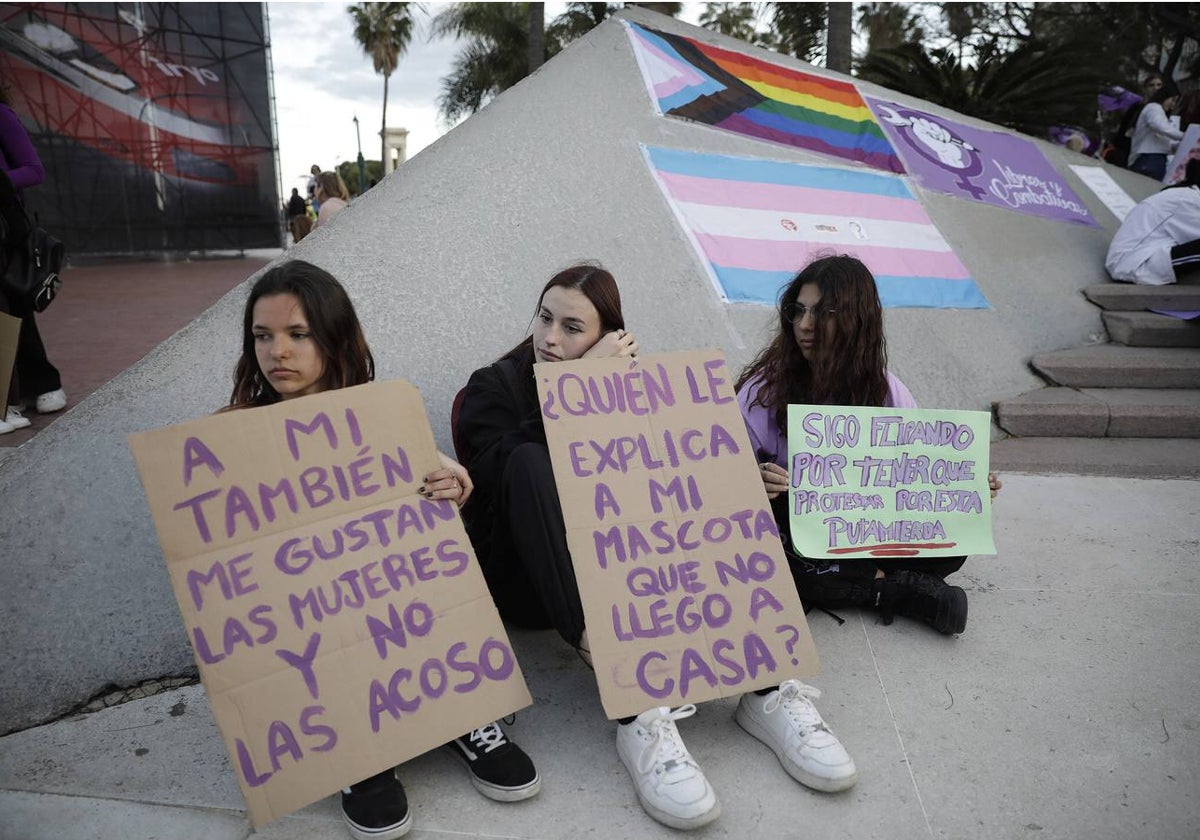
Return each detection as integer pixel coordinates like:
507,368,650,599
0,76,65,432
306,163,321,212
1108,73,1164,167
314,171,348,228
285,187,311,244
1129,82,1183,180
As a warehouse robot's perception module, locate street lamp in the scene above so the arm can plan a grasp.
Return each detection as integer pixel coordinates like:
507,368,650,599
353,115,367,195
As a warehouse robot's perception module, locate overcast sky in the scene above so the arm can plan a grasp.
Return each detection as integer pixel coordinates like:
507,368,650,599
268,2,704,194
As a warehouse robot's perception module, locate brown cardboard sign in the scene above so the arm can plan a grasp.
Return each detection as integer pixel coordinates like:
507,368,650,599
0,311,19,409
128,381,531,827
536,350,819,719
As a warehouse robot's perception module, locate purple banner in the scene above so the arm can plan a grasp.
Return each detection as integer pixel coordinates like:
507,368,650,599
865,97,1100,228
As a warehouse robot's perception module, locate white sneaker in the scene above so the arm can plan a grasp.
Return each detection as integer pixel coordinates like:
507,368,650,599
0,416,13,435
5,406,31,430
735,681,858,792
616,705,720,830
36,388,67,414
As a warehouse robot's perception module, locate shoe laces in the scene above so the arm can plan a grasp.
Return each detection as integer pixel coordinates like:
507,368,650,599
466,721,508,754
765,680,828,734
891,570,947,596
637,705,697,775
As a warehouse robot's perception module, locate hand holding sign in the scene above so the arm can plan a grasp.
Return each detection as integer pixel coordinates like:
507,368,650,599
537,350,819,720
128,382,531,827
786,406,997,560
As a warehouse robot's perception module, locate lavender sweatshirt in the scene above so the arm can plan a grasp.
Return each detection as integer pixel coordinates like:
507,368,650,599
737,371,918,466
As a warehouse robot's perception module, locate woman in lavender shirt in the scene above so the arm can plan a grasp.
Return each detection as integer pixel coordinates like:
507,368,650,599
736,255,1001,635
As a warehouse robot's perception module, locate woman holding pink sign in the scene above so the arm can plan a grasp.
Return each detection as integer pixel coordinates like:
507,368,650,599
737,254,1002,636
457,263,859,832
226,260,540,840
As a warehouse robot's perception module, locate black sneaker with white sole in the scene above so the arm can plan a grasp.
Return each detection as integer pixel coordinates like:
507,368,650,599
341,768,412,840
449,721,541,801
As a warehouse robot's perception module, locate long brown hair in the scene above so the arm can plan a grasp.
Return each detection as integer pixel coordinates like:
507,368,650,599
500,263,625,362
316,171,347,202
228,260,375,408
736,255,889,430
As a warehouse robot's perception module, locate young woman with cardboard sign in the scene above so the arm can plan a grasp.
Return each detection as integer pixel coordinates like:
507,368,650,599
456,263,858,831
227,259,540,840
737,255,1002,636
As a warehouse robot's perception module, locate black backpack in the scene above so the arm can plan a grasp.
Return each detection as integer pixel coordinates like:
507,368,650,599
0,169,63,312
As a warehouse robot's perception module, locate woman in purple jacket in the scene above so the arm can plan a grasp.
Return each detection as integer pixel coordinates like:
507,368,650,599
0,79,65,434
737,255,1001,635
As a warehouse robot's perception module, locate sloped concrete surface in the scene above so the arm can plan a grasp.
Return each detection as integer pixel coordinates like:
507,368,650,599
1103,310,1200,347
0,9,1166,733
1,474,1197,840
1031,346,1200,389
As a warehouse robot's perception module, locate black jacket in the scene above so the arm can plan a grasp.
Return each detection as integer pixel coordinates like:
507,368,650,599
457,343,545,562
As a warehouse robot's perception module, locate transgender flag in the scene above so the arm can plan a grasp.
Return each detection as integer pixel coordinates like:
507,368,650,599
643,145,989,309
626,22,904,174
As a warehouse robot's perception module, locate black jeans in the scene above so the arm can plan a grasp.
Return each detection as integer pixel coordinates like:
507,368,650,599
1129,152,1167,181
1170,237,1200,280
8,295,61,400
770,494,965,610
477,442,585,648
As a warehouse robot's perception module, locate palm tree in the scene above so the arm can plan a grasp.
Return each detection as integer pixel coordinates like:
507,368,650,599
547,2,618,48
431,3,536,121
547,2,679,49
433,2,681,120
529,2,545,73
942,2,989,63
699,3,762,44
349,2,421,171
856,2,924,59
857,39,1101,138
769,2,826,64
825,2,852,73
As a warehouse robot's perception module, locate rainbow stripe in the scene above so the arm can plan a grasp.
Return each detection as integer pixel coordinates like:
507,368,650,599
627,22,904,174
643,145,988,309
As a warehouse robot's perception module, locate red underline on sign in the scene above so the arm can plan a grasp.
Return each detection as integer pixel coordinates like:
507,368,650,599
827,542,958,556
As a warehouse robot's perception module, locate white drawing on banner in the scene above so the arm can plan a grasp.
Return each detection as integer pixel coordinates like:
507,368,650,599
876,105,986,198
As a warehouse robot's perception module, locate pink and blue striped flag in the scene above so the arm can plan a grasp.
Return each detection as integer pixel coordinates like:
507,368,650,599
643,145,988,309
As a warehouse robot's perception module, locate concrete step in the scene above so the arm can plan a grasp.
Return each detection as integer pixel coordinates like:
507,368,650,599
1092,388,1200,436
990,437,1200,479
1031,345,1200,388
995,387,1200,437
1084,283,1200,311
1103,310,1200,347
